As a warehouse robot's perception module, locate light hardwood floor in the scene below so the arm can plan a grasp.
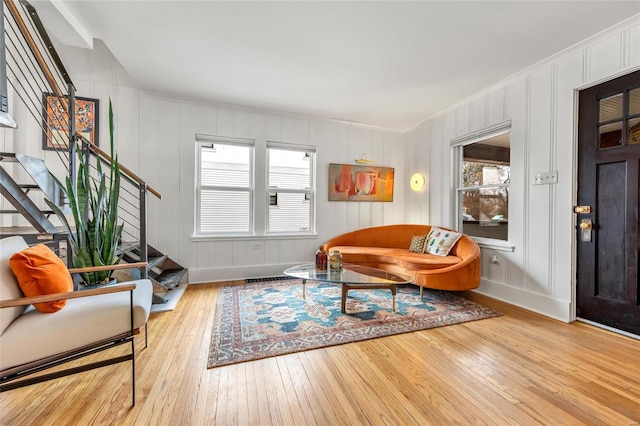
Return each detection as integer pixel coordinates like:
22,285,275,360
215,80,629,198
1,283,639,425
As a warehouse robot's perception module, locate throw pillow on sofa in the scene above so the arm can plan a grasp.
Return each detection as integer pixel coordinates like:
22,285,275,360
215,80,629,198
9,244,73,313
424,227,462,256
408,235,428,253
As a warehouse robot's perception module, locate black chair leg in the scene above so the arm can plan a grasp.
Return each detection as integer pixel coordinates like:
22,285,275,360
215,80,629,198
131,338,136,407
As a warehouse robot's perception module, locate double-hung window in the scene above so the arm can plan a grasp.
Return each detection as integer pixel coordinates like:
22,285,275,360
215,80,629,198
266,143,315,234
196,135,254,236
453,123,511,242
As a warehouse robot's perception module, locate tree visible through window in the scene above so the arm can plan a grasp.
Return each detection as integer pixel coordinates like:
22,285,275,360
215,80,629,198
457,131,510,241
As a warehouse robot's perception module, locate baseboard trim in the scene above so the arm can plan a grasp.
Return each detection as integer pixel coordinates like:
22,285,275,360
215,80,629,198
475,279,571,322
189,263,300,284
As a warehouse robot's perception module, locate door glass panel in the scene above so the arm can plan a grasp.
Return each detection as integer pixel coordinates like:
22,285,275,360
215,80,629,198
629,117,640,145
599,93,623,123
599,121,622,148
629,88,640,115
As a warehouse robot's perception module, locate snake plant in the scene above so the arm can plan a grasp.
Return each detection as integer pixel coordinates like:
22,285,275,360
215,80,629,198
46,100,123,285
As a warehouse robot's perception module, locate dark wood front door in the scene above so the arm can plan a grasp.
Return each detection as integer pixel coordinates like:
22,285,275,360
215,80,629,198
576,69,640,336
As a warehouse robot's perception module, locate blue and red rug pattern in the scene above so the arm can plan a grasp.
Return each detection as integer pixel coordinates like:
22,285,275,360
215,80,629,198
208,279,501,368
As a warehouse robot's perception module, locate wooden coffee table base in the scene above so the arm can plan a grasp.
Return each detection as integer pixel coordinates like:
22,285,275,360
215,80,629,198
286,264,410,315
341,283,396,314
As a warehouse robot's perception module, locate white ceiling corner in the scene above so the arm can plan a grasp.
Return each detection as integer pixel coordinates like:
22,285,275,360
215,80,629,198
34,1,640,130
31,0,93,49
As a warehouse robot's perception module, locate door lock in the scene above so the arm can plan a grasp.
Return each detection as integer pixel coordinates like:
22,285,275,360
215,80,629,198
574,206,591,214
580,219,592,242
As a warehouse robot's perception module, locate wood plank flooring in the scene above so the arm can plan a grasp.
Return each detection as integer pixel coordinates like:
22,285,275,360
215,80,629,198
1,283,639,425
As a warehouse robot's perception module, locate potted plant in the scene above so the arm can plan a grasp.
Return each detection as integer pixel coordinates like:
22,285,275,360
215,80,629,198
46,100,123,287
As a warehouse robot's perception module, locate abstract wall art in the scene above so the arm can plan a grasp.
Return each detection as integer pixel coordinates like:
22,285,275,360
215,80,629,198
328,163,394,202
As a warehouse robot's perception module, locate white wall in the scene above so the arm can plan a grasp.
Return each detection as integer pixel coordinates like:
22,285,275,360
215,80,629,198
0,36,408,282
0,40,139,228
3,38,408,281
139,94,407,282
404,15,640,322
5,13,640,323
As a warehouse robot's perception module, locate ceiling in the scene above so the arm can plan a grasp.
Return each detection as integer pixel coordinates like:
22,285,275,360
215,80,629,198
35,1,640,130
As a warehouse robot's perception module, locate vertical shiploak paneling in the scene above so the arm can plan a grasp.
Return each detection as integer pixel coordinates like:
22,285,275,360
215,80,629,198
138,94,406,282
590,34,624,82
405,16,640,321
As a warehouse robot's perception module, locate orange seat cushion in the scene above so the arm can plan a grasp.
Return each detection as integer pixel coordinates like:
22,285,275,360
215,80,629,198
331,246,461,270
9,244,73,313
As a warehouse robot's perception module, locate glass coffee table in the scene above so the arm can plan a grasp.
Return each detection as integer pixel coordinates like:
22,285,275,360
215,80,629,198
283,263,412,313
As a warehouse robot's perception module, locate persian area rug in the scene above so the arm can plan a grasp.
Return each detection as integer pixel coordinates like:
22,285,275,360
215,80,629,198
208,278,501,368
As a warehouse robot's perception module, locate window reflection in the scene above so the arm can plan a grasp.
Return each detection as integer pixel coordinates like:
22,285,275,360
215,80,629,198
599,93,623,123
459,132,510,241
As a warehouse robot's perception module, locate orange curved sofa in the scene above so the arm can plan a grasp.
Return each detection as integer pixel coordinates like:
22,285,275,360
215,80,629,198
323,224,480,293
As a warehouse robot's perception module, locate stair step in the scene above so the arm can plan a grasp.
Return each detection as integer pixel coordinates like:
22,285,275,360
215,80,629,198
123,244,164,259
0,167,58,233
151,278,170,295
19,184,40,190
147,254,168,270
14,154,68,212
121,250,167,270
0,152,17,162
152,293,168,304
151,284,188,312
152,268,188,290
0,209,55,215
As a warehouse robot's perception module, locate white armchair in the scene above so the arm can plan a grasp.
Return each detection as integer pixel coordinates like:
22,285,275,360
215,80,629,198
0,236,152,406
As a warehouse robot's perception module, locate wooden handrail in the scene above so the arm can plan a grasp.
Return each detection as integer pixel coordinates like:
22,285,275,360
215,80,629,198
4,0,63,98
76,134,162,199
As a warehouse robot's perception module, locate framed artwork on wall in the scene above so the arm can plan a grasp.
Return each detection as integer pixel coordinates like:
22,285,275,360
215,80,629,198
328,163,395,202
42,94,99,151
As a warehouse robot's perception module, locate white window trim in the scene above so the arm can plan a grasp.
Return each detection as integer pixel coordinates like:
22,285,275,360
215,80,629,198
452,121,514,249
194,135,255,237
266,141,316,235
450,120,512,147
193,136,317,238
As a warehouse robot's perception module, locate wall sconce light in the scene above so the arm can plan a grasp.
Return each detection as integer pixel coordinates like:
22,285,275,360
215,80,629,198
410,172,425,192
355,153,375,164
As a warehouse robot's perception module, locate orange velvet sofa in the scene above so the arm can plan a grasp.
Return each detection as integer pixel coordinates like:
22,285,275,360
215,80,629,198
323,224,480,294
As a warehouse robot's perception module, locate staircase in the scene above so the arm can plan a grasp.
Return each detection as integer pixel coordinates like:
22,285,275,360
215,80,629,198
119,243,189,308
0,1,187,310
0,152,66,245
0,151,188,309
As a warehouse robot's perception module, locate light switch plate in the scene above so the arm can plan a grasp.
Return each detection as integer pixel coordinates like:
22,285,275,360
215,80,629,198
532,171,558,185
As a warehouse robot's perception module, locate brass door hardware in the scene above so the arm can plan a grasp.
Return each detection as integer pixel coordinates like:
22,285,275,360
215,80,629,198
574,206,591,214
580,219,592,242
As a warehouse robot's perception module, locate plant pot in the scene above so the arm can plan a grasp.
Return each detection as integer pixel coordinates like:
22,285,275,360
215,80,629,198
79,277,117,289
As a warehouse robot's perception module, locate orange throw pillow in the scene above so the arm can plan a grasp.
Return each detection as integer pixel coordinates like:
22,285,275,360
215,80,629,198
9,244,73,313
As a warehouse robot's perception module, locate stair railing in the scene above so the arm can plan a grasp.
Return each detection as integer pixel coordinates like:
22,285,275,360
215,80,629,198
2,0,161,279
76,134,162,279
3,0,75,179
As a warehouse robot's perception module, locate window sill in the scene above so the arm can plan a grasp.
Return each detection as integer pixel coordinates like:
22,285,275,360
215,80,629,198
191,233,318,242
471,236,515,252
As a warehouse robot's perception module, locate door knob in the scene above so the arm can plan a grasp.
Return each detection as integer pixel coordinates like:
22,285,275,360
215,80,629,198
580,219,592,242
